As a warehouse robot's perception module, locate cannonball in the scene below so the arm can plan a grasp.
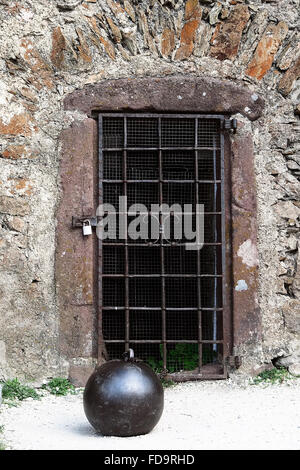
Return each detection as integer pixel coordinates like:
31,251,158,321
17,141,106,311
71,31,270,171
83,355,164,437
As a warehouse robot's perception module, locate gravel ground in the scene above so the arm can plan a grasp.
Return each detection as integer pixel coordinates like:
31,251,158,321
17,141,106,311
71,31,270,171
1,380,300,450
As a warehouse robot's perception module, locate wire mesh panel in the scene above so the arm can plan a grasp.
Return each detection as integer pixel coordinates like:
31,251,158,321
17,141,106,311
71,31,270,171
127,118,158,148
161,118,195,147
162,182,196,207
103,152,123,180
103,246,125,274
202,343,224,375
128,246,161,274
130,343,163,370
201,277,223,308
99,113,227,380
102,278,125,306
198,150,221,180
198,183,221,212
127,183,159,208
162,151,195,180
166,343,199,373
165,278,198,308
127,151,159,180
129,278,162,307
130,310,162,340
102,310,125,340
164,246,197,274
103,183,123,207
200,245,223,275
198,120,221,148
103,118,124,148
202,311,223,341
166,311,198,340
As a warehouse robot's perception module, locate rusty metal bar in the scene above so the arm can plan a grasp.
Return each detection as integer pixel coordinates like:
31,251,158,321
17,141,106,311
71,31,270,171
158,117,167,371
102,147,221,151
103,180,222,184
105,212,222,215
124,117,130,352
101,274,224,278
99,112,225,119
195,117,202,373
105,340,224,344
102,242,223,246
220,122,227,376
102,306,224,311
98,115,104,363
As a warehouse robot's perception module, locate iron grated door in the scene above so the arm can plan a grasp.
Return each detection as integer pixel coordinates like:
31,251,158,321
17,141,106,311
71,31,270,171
98,114,230,380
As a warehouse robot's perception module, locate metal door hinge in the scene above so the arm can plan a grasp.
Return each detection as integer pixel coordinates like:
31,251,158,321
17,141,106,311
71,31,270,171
222,119,237,133
225,356,242,368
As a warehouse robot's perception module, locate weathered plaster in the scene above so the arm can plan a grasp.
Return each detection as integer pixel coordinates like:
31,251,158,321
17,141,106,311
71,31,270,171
0,0,299,383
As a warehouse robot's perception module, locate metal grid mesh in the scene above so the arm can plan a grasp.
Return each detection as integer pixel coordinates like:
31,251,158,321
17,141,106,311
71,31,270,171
165,278,198,308
202,343,223,367
129,278,161,307
198,150,220,180
166,343,199,372
100,114,225,377
127,118,158,147
202,311,223,341
161,213,195,244
198,120,220,148
130,310,162,340
102,278,125,306
102,216,122,243
103,246,125,274
162,182,195,206
161,118,195,147
162,151,195,180
164,246,197,274
127,183,159,208
102,310,125,340
103,117,124,148
106,343,127,361
203,215,222,243
128,246,160,274
130,343,162,366
103,152,123,180
127,151,159,179
200,245,222,275
200,277,222,308
166,311,198,340
199,183,221,212
127,215,158,244
103,183,123,207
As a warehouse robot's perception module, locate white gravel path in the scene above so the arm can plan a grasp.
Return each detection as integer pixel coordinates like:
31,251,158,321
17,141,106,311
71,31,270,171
1,380,299,450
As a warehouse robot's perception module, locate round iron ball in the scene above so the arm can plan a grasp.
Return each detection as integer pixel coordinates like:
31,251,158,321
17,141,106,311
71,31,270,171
83,359,164,437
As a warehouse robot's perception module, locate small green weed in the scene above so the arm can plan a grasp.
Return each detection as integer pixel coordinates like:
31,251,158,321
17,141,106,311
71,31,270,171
160,378,176,388
147,343,217,373
42,377,75,396
252,367,294,385
1,379,40,401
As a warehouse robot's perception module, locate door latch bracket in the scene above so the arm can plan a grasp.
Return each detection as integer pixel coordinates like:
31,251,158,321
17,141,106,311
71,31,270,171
222,119,237,133
72,216,98,228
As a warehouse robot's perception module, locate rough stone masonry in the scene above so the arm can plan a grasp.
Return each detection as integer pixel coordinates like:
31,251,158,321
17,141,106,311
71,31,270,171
0,0,299,384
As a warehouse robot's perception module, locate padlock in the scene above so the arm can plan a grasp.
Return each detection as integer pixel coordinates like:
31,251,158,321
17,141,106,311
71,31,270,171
83,219,92,236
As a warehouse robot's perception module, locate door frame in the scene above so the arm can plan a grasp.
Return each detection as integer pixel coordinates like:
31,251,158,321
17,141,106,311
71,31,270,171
56,76,263,386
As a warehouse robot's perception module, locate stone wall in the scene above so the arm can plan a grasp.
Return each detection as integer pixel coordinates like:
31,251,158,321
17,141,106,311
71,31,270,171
0,0,299,383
